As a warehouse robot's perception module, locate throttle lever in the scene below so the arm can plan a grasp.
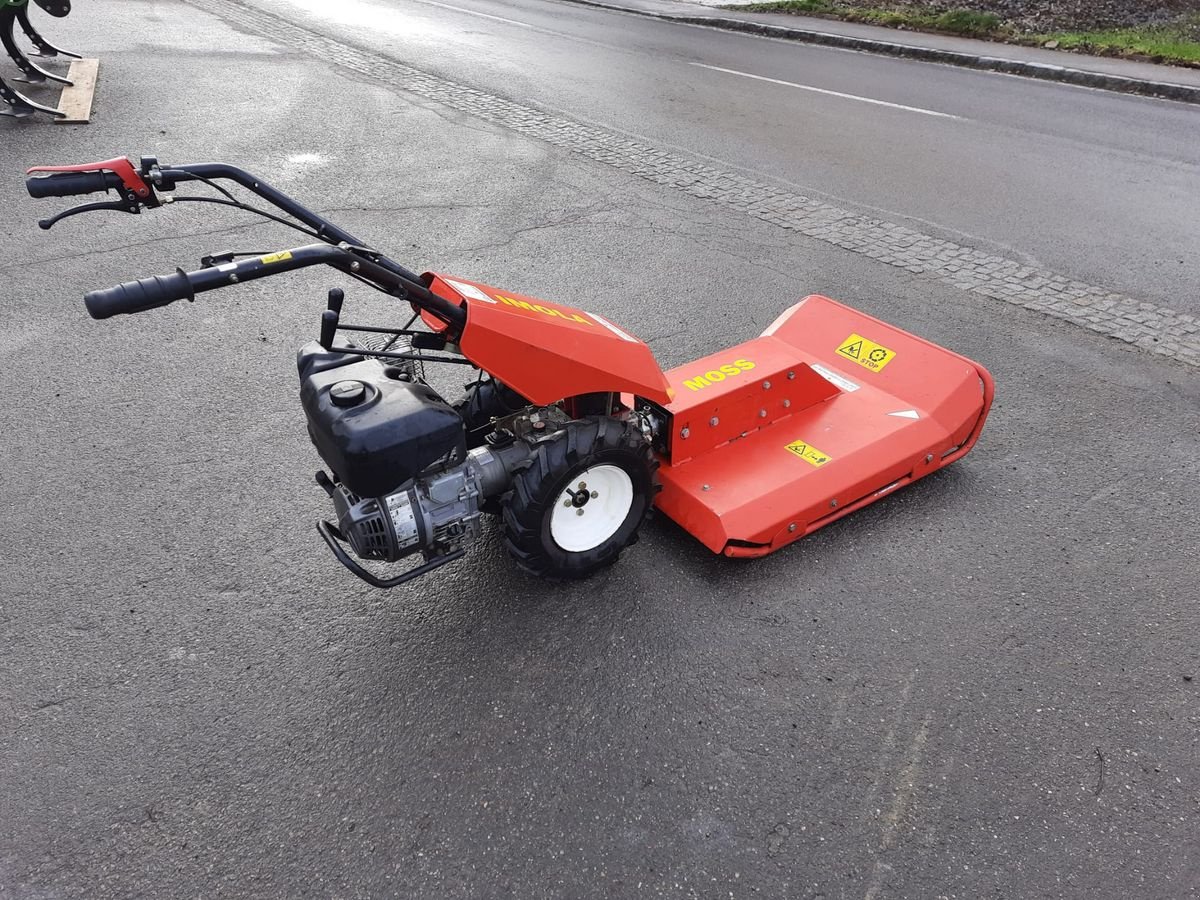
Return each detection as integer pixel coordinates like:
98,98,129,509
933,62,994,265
38,198,142,230
200,251,269,268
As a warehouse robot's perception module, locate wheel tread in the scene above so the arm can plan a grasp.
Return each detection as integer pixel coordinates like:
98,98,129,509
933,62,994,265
501,415,656,579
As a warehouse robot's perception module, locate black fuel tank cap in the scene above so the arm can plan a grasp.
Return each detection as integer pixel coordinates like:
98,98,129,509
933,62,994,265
329,380,368,407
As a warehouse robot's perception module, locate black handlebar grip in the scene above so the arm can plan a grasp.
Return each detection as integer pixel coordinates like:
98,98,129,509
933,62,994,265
84,270,195,320
26,170,124,199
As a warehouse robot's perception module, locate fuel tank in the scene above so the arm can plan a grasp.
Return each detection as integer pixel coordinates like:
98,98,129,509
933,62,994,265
297,343,464,498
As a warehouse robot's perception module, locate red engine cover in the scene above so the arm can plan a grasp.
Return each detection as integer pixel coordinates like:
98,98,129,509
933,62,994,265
425,274,672,406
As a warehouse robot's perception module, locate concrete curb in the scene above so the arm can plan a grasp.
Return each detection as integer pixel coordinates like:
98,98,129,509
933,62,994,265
561,0,1200,104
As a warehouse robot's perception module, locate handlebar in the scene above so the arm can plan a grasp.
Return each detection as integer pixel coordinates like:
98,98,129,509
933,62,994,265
27,170,125,198
80,244,469,332
27,156,467,331
84,271,194,319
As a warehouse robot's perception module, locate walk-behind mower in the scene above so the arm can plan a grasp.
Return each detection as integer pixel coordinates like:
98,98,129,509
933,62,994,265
25,156,994,587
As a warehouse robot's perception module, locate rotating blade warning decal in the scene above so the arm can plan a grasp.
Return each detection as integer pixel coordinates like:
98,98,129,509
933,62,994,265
836,333,896,372
785,439,832,467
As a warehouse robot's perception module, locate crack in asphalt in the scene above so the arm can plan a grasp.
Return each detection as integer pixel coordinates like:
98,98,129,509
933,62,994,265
448,202,614,254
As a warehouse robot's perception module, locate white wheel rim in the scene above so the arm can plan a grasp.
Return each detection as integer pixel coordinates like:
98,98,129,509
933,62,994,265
549,464,635,553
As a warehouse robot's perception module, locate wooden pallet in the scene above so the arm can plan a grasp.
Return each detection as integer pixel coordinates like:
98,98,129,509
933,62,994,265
54,56,97,124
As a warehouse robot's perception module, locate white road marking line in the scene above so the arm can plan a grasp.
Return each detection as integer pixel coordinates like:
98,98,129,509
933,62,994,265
407,0,534,29
690,62,966,120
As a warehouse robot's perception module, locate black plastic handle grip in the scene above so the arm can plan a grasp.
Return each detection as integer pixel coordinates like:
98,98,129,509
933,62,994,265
26,170,124,198
84,271,195,319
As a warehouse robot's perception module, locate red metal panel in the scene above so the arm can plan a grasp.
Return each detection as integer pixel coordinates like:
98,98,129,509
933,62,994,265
425,274,672,406
654,295,994,556
663,339,840,463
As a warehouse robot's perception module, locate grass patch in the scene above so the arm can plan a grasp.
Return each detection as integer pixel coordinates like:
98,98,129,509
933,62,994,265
736,3,1005,38
934,9,1001,36
738,0,836,11
1033,20,1200,65
732,2,1200,65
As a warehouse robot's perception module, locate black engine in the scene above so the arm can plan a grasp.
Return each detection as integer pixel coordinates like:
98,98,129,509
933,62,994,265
298,343,464,498
297,343,538,583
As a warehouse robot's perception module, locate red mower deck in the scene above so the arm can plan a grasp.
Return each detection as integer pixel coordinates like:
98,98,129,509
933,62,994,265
649,296,994,557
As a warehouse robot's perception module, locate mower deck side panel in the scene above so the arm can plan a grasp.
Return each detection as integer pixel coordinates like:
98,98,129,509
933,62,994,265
427,274,672,406
654,295,993,556
659,337,840,464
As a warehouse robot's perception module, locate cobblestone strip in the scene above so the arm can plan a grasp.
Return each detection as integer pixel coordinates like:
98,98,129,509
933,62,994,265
193,0,1200,369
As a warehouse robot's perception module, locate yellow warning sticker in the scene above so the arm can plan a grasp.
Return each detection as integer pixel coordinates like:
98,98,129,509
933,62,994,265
836,332,896,372
785,439,832,467
260,250,293,265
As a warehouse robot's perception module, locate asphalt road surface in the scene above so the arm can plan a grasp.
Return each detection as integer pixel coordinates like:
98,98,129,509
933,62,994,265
1,1,1198,898
249,0,1200,315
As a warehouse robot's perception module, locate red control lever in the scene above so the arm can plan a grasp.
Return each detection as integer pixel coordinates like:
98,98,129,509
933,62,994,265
26,157,151,198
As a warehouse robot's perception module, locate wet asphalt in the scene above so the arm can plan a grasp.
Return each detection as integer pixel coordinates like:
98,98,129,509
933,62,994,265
244,0,1200,314
1,1,1198,898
